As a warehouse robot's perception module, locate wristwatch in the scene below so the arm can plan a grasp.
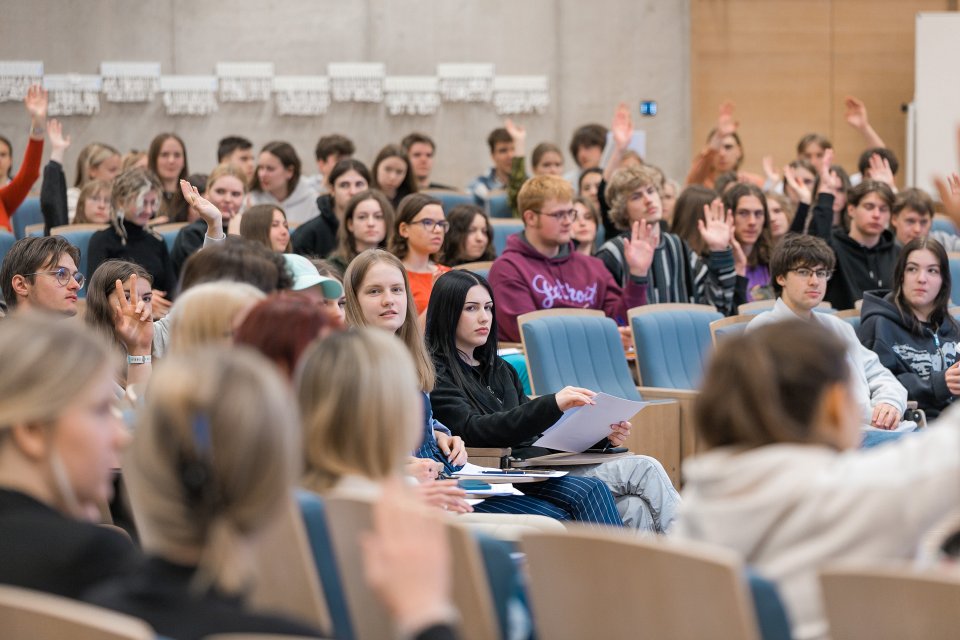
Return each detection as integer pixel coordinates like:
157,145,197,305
128,354,152,365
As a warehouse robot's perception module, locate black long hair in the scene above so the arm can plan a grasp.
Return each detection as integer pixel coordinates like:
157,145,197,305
425,270,502,414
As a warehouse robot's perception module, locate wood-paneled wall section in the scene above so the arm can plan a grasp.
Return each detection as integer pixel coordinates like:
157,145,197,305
691,0,950,186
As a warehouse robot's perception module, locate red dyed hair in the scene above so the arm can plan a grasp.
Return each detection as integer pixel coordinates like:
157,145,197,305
234,293,331,378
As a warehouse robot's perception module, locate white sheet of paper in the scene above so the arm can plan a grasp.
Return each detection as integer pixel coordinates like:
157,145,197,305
454,462,567,479
533,392,648,452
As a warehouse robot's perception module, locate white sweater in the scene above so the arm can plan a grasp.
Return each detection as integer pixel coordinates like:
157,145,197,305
673,409,960,639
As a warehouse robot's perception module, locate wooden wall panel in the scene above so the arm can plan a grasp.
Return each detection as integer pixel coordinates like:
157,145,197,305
691,0,949,184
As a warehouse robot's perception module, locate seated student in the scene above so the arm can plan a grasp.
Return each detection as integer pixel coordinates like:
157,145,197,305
148,133,191,223
170,165,247,274
246,141,320,226
0,315,135,598
402,132,454,191
889,187,935,248
503,119,565,216
854,146,899,189
166,281,265,354
562,122,607,187
85,347,324,639
292,159,370,259
304,133,354,194
240,204,292,254
84,261,154,390
328,189,394,274
723,183,774,302
0,84,45,233
343,249,623,527
468,127,515,201
673,320,960,640
571,196,599,256
489,174,653,342
391,194,451,314
216,135,254,185
438,204,495,267
68,143,124,221
87,168,177,316
0,236,83,316
858,237,960,420
578,167,603,210
73,179,113,225
799,176,898,311
372,144,418,210
684,102,764,191
748,234,907,430
426,270,681,532
39,119,73,234
796,132,833,173
234,293,332,379
765,190,795,247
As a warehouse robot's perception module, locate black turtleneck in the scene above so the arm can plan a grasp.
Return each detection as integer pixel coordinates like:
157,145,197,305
87,219,177,295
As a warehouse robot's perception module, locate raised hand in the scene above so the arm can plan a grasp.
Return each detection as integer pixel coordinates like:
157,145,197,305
611,102,634,151
784,165,812,205
46,119,71,164
112,274,153,355
24,84,48,122
868,153,896,189
815,148,839,196
504,118,526,156
762,155,781,184
709,101,737,150
933,128,960,226
180,179,222,225
728,209,747,276
844,96,868,131
698,198,732,252
622,219,659,277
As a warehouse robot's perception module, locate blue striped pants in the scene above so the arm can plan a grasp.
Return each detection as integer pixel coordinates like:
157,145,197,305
471,475,623,527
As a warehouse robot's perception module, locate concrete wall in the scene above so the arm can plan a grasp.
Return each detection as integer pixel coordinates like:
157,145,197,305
0,0,691,190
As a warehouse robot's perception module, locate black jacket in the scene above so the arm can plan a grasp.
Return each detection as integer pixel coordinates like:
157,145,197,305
84,556,323,640
0,489,136,598
291,194,338,258
430,356,561,450
858,290,960,418
170,218,207,277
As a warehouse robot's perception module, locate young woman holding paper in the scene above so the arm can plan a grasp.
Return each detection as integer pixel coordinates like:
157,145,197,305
425,269,681,532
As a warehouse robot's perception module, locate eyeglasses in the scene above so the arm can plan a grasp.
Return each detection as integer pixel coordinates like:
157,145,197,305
535,208,579,222
26,267,85,289
790,267,833,281
411,218,450,232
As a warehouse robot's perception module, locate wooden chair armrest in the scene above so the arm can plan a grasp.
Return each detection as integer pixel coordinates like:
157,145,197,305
638,386,703,467
467,447,512,469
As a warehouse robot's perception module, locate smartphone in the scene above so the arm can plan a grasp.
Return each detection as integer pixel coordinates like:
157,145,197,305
639,100,658,117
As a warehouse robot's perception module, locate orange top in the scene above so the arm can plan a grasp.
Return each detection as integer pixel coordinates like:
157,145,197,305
0,137,43,231
407,264,452,315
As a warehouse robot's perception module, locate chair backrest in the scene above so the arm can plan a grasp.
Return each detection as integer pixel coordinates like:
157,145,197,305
737,299,776,315
11,197,42,239
52,224,109,288
629,303,721,389
295,490,355,640
24,223,44,237
746,570,793,640
518,310,641,399
949,253,960,306
490,218,524,256
820,562,960,640
521,528,760,640
445,524,501,640
485,192,512,219
932,214,958,236
248,492,332,636
710,313,753,347
452,260,494,279
422,190,476,215
152,222,188,253
0,230,16,269
321,495,394,640
0,584,154,640
835,308,861,331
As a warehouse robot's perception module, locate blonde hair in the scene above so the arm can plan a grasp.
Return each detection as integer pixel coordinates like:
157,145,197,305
298,329,421,493
168,282,266,353
343,249,435,391
110,168,163,246
0,313,117,432
204,163,248,196
74,143,121,188
517,175,574,220
127,346,300,594
606,165,664,231
74,179,113,224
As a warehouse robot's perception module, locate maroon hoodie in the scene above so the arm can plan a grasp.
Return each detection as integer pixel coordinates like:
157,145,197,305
489,233,648,342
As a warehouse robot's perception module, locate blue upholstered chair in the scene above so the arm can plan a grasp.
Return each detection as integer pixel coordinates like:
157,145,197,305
837,308,861,332
949,253,960,306
0,230,15,269
152,222,187,253
490,219,524,256
747,570,793,640
11,197,42,240
485,192,513,219
517,309,681,483
629,303,721,461
932,214,958,236
710,313,754,347
51,224,107,297
452,260,493,280
423,189,476,215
